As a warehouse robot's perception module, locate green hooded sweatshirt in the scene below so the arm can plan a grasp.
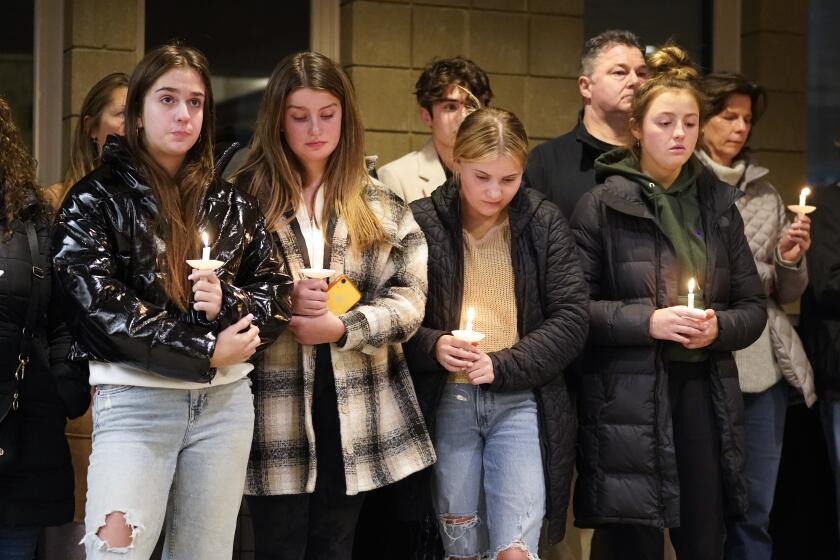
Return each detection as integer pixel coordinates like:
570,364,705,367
595,149,708,362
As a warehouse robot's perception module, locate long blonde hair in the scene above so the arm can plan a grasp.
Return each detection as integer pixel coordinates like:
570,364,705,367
453,107,529,170
234,51,385,249
64,73,130,191
123,44,216,311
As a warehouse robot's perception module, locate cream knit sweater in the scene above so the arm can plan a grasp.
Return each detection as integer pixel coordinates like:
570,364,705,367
449,220,519,384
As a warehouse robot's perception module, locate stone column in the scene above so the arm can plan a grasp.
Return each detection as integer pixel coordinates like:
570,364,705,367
62,0,144,172
741,0,808,203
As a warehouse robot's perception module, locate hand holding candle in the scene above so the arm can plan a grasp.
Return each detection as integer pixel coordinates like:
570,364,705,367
788,185,816,217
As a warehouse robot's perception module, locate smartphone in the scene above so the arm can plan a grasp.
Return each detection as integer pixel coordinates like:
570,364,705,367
326,274,362,315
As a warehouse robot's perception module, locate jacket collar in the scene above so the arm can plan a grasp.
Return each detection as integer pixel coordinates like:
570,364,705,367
599,163,740,223
430,177,543,240
574,110,620,154
101,135,152,194
417,139,448,186
741,159,770,189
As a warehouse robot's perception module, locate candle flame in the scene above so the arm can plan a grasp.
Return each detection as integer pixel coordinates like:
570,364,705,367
801,186,811,198
688,277,696,293
466,307,475,332
201,230,209,247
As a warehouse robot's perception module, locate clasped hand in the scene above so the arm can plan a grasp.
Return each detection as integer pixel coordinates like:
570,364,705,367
649,306,718,349
434,335,494,385
288,278,346,345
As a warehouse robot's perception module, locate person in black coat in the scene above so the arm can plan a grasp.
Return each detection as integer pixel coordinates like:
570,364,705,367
404,107,589,559
800,179,840,548
0,97,89,558
570,46,766,560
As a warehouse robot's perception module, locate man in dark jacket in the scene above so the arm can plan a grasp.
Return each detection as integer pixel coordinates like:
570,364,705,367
800,181,840,547
525,29,648,219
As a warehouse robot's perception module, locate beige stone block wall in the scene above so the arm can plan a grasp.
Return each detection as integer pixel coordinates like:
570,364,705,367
341,0,584,167
741,0,809,204
62,0,143,172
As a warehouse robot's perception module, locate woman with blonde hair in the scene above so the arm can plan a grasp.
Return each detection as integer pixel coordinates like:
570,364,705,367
571,45,766,559
46,72,129,208
404,106,589,559
234,51,434,560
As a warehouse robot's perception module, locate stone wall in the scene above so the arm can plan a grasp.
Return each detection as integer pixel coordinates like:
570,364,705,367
741,0,808,203
62,0,143,171
340,0,584,167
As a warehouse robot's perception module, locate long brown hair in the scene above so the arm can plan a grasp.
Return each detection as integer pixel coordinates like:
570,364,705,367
234,51,385,249
628,44,707,158
123,44,216,310
0,96,46,228
64,72,130,192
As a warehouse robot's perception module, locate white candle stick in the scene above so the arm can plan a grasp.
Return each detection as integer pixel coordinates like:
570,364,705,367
201,230,211,261
453,306,484,343
187,230,223,270
799,186,811,207
687,277,696,310
465,307,475,332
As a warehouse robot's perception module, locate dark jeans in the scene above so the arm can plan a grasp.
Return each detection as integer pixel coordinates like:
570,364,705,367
591,361,725,560
725,381,789,560
247,345,365,560
0,527,39,560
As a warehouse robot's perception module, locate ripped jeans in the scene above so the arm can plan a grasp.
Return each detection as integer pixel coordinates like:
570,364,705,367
432,384,545,559
82,379,254,559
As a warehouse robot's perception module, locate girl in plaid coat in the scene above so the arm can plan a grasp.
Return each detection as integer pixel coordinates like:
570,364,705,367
234,51,435,560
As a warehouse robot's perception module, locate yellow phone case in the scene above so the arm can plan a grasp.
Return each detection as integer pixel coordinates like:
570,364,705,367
327,274,362,315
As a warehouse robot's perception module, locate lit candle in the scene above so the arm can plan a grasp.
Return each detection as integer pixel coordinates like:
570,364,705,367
687,277,696,310
799,186,811,207
201,230,211,261
453,306,484,344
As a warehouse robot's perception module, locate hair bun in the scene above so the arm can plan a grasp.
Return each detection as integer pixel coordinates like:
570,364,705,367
647,45,698,81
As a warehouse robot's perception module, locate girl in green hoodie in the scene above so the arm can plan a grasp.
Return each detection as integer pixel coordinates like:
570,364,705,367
572,45,766,560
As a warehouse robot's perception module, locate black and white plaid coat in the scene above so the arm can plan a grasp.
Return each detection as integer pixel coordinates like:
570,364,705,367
246,179,435,496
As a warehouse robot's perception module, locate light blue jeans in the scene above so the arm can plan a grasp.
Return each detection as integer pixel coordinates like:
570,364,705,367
432,384,545,559
82,379,254,559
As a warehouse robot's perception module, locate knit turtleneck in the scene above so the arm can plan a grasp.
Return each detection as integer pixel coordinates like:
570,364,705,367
696,149,747,187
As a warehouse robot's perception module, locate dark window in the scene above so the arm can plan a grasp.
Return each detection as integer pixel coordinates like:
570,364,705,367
584,0,713,72
808,0,840,185
145,1,310,146
0,1,34,149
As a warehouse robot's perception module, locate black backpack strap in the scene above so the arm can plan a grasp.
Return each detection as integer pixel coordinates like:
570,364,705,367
17,222,44,379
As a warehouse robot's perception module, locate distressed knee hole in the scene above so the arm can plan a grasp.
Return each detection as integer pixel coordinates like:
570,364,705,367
439,513,481,550
442,514,479,526
82,510,144,553
495,540,536,560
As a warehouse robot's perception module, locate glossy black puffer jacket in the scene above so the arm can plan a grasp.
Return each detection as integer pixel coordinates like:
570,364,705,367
51,137,293,383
